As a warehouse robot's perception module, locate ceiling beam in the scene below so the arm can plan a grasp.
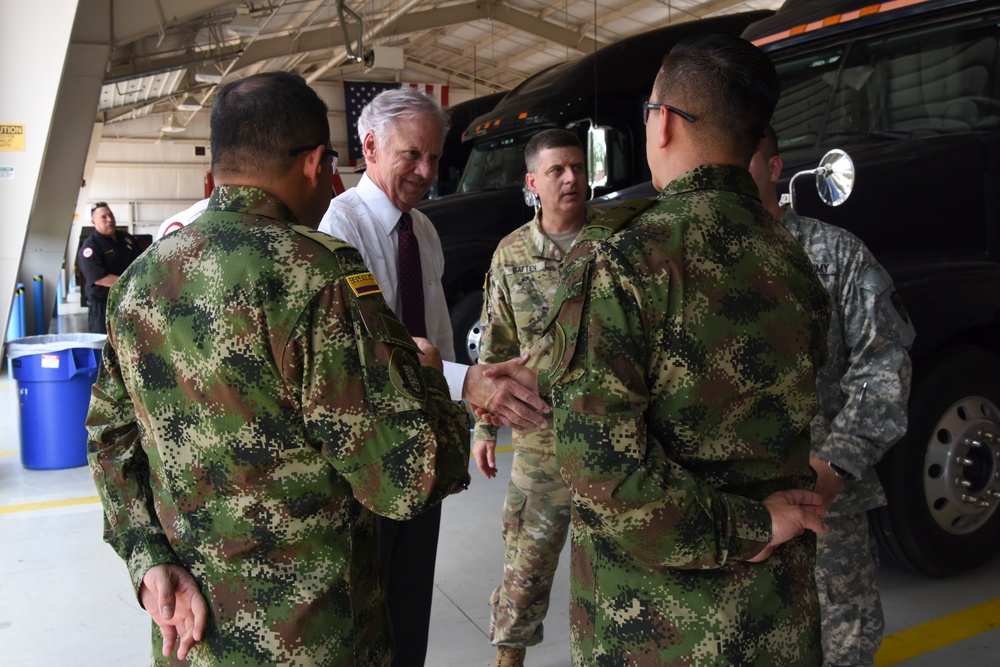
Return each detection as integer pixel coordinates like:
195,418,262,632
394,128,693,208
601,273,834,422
238,1,608,78
105,44,243,83
110,0,233,46
403,57,507,92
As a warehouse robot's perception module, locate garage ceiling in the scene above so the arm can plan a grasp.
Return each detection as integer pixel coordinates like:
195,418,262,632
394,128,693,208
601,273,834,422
98,0,781,137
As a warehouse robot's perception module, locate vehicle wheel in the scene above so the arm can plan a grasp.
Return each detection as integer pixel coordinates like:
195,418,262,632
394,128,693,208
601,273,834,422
871,346,1000,577
450,290,484,365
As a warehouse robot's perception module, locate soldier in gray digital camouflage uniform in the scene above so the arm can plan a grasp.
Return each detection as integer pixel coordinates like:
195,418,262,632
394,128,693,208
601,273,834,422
473,129,594,667
535,35,833,666
86,71,533,667
751,125,914,667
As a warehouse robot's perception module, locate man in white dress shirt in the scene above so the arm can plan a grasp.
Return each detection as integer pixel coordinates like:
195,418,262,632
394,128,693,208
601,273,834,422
319,87,546,666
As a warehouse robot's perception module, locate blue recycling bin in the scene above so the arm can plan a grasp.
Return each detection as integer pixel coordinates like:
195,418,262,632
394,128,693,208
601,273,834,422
7,334,106,470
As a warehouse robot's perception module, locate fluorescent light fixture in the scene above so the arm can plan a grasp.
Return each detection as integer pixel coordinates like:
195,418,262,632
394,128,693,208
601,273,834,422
160,113,186,134
176,94,202,111
227,14,260,37
195,72,223,84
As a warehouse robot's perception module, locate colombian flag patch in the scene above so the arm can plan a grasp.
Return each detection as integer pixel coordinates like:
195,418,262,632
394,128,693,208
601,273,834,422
347,272,382,297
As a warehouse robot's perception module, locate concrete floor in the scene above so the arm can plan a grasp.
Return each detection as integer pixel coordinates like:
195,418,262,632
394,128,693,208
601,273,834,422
1,300,999,666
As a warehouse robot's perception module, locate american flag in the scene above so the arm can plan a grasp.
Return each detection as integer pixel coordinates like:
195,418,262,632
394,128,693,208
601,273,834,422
343,81,451,166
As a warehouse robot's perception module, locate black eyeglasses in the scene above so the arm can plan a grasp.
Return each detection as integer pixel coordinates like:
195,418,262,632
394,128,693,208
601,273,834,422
642,101,697,125
90,202,109,214
290,144,339,170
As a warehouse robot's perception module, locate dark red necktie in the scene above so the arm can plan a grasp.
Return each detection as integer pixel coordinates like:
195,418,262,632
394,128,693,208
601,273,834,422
397,212,427,337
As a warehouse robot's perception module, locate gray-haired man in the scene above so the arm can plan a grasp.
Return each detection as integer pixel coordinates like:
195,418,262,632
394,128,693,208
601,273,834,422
318,87,548,666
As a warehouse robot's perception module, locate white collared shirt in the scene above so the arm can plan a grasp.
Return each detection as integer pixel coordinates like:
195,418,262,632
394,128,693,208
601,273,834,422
318,173,467,400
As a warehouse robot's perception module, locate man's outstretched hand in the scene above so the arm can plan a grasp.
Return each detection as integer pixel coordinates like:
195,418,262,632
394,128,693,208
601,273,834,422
464,353,549,434
748,489,828,563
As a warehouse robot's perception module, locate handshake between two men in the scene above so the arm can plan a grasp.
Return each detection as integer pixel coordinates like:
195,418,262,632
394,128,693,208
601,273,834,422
411,336,830,566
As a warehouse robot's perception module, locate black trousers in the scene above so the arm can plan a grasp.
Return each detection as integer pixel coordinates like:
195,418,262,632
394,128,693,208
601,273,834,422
376,503,442,667
87,299,107,334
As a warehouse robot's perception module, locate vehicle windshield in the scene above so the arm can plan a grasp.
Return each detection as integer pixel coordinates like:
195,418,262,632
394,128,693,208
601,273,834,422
457,131,536,193
772,12,1000,151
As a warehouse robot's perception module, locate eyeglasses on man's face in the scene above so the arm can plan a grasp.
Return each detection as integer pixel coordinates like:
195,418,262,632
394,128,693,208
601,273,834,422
289,144,339,171
642,101,697,125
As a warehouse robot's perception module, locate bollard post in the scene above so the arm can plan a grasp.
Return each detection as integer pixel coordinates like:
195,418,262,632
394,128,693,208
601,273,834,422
13,282,26,339
7,283,25,381
33,274,45,336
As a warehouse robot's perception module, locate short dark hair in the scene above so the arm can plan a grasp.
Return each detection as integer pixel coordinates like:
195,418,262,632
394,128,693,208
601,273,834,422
654,34,779,162
524,129,584,173
211,72,330,179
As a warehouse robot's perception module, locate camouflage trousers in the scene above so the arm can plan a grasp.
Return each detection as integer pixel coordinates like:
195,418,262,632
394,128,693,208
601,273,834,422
489,449,572,647
815,511,884,667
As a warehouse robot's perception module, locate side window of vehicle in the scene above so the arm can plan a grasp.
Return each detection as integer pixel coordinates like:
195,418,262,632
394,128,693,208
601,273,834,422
772,48,848,148
862,14,999,134
772,12,1000,143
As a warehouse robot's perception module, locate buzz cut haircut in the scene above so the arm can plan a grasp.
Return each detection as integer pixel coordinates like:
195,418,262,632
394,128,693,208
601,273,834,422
525,129,584,174
211,71,330,179
654,34,779,163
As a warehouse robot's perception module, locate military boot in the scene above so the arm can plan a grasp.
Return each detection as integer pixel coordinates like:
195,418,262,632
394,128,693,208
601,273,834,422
495,645,526,667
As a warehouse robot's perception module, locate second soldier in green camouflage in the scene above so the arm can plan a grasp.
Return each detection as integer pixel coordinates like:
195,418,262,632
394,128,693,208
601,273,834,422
87,73,470,666
537,36,832,666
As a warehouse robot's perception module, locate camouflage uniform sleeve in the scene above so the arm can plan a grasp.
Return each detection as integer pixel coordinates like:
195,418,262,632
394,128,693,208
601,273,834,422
472,254,521,443
87,338,183,598
550,245,772,569
816,254,913,476
295,267,470,519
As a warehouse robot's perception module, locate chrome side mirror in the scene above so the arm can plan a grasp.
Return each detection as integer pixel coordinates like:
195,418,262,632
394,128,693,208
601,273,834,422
782,149,855,211
587,125,611,193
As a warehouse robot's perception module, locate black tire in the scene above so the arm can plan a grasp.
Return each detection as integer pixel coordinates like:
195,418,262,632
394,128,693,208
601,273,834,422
450,290,484,365
871,345,1000,577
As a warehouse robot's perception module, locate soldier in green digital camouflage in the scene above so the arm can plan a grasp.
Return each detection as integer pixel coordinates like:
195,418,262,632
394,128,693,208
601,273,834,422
472,129,594,667
536,35,833,665
86,72,484,666
751,125,914,667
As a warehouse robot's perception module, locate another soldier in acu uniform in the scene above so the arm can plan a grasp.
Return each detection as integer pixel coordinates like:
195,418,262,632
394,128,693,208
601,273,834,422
472,129,593,667
539,35,832,666
86,72,471,666
473,129,593,667
751,125,914,667
77,202,141,333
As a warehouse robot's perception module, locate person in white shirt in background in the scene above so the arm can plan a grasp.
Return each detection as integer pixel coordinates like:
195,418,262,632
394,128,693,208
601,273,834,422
154,198,210,241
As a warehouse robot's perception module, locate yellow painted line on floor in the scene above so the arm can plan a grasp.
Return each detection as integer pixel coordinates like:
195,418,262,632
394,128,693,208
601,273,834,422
875,596,1000,665
0,449,18,457
0,495,100,514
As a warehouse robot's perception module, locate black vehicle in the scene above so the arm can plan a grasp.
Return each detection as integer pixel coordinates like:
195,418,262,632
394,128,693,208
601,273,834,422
431,92,508,199
415,11,773,364
744,0,1000,576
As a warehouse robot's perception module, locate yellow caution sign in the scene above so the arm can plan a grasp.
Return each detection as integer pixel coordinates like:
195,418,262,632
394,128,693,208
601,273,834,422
0,124,25,152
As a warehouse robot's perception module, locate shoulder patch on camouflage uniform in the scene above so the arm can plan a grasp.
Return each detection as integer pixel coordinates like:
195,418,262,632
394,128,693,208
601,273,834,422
346,272,382,297
290,224,355,253
389,346,428,400
587,197,657,235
